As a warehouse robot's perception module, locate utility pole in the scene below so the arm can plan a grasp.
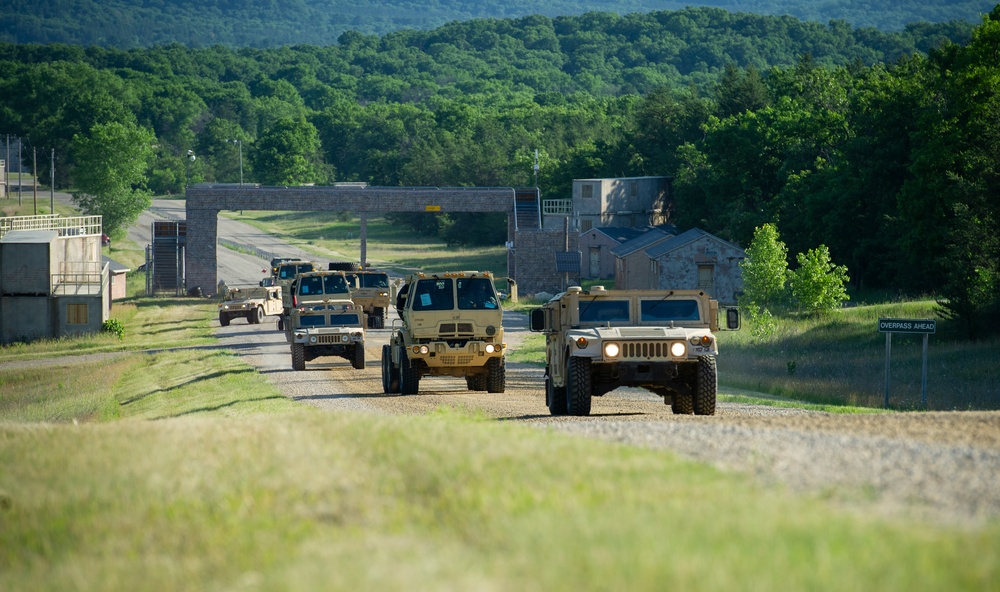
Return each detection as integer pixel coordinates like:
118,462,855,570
33,146,37,215
17,137,22,206
50,148,55,215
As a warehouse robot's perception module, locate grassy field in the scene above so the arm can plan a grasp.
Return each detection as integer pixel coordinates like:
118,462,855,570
2,296,998,590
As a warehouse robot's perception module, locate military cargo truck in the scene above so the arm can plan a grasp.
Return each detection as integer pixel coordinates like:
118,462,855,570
218,285,283,326
285,270,364,370
382,271,506,395
274,260,319,330
342,268,391,329
529,286,740,416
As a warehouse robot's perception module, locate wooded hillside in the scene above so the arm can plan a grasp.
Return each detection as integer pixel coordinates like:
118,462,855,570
0,0,993,47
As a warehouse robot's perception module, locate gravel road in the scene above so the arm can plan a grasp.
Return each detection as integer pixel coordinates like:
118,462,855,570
137,197,1000,527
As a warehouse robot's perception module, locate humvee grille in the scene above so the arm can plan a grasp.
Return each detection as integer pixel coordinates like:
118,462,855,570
439,323,474,335
621,341,675,360
316,334,348,345
441,355,474,365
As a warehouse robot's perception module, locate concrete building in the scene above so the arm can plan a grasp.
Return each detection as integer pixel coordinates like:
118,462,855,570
579,226,673,280
611,227,675,290
0,216,109,344
542,176,673,232
647,228,745,305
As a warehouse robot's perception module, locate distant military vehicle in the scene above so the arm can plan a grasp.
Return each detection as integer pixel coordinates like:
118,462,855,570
529,286,740,416
341,268,392,329
284,270,364,370
274,260,319,330
382,271,505,394
218,285,283,326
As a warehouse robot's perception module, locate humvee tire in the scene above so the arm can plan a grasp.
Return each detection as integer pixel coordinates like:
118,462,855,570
219,312,230,327
693,356,718,416
671,393,694,415
252,306,264,324
546,374,567,415
291,343,306,371
486,357,506,393
399,351,420,395
566,356,592,416
381,345,400,393
351,344,366,370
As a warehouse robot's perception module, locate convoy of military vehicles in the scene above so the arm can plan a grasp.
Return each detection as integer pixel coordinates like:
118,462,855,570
220,256,739,413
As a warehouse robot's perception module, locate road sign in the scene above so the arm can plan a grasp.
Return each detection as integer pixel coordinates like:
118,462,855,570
877,318,936,334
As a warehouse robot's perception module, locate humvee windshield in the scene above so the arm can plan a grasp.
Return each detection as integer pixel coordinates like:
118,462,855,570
278,263,316,280
411,278,454,311
640,299,701,322
298,274,350,296
579,299,630,323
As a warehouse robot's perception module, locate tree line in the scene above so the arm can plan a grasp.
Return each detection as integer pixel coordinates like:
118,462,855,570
0,7,996,336
0,0,990,48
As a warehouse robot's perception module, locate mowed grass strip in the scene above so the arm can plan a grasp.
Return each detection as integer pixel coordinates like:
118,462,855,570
1,411,997,591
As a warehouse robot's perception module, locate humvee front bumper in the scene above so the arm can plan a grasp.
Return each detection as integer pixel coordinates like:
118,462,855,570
402,340,505,368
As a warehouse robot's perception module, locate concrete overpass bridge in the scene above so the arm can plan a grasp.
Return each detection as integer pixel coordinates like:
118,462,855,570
184,184,570,296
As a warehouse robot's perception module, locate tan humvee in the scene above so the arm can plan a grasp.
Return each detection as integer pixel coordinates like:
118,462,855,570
529,286,740,416
218,285,283,326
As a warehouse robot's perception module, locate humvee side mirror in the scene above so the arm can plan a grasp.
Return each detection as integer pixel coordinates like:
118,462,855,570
726,307,741,330
529,308,546,332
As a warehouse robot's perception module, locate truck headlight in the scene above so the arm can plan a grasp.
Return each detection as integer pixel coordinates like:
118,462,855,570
575,337,588,349
412,345,429,355
485,344,497,353
309,335,318,344
690,335,713,347
603,343,620,358
670,342,686,357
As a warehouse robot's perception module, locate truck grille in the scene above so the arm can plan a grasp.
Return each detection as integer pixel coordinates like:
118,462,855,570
316,334,349,345
440,355,474,365
439,323,474,336
621,341,674,360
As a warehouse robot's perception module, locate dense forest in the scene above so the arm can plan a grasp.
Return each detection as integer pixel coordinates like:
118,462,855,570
0,7,998,335
0,0,993,47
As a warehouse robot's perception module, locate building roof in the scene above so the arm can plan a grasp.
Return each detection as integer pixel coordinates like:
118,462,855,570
610,227,673,257
0,229,58,243
588,226,649,245
645,227,745,259
102,255,131,273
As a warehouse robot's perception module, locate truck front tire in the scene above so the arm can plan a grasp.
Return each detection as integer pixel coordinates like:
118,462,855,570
566,356,592,416
352,344,366,370
486,357,506,393
291,343,306,371
546,373,567,416
219,313,230,327
399,352,420,395
693,356,717,415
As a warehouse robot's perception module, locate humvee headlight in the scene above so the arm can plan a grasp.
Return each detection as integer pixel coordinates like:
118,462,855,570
575,337,589,349
309,335,318,344
690,335,713,347
485,344,497,353
603,343,620,358
670,342,687,357
486,325,497,336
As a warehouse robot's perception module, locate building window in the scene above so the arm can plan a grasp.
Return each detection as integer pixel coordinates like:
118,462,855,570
581,184,594,199
697,265,714,290
67,303,89,325
629,181,638,197
580,219,593,232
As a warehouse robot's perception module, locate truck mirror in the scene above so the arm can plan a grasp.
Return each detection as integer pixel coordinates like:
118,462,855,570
529,308,546,332
726,307,741,330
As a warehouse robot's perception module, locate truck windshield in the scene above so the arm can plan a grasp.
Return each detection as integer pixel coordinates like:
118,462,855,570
360,273,389,288
640,299,701,322
457,277,499,310
411,278,454,311
299,274,349,296
579,300,630,323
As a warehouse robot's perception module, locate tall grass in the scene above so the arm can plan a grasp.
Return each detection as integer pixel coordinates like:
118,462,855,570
719,301,1000,410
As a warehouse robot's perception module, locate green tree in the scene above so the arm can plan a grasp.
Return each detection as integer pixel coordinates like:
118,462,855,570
788,245,850,313
251,115,323,186
71,120,155,236
738,223,789,339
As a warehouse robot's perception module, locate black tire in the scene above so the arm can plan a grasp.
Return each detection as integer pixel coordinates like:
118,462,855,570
253,306,265,324
670,393,694,415
381,345,400,393
546,373,567,416
351,344,366,370
328,261,362,272
277,316,284,331
291,343,306,371
486,357,506,393
693,356,718,416
465,375,485,391
219,313,230,327
373,309,385,329
566,356,592,416
399,352,420,395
